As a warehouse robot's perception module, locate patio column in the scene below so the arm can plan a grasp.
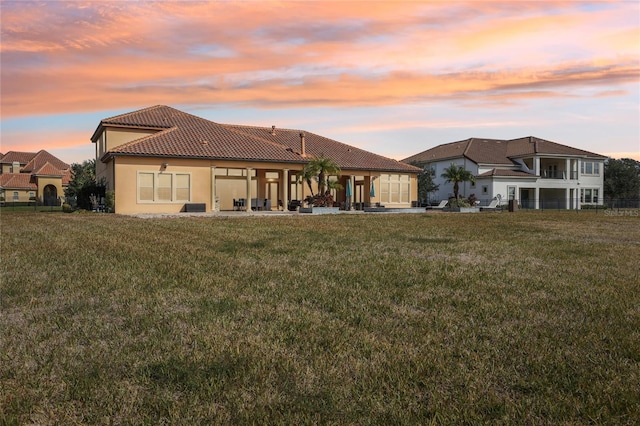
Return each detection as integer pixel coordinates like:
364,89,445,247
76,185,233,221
246,167,252,212
565,159,570,180
534,187,540,210
534,157,540,176
283,169,289,211
351,175,356,210
211,166,216,212
565,187,571,210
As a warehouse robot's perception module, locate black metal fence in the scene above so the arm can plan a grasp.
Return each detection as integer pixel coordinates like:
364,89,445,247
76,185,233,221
0,201,63,212
495,198,639,213
422,198,639,213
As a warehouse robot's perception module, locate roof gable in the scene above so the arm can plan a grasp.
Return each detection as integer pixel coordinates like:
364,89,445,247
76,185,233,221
22,150,70,173
33,161,65,176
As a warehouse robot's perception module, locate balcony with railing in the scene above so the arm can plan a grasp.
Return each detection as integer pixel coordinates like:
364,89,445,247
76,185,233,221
537,158,580,180
540,169,565,179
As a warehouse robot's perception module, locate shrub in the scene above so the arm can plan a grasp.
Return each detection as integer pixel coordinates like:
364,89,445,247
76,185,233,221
448,196,471,208
62,203,73,213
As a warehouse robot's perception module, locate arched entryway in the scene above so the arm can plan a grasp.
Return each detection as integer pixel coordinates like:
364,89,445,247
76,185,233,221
43,185,58,206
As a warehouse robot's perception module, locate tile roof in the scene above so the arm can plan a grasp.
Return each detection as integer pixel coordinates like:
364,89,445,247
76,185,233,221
0,150,70,189
230,125,419,172
96,105,420,173
402,136,606,166
477,169,537,178
1,150,70,173
33,161,65,176
507,136,607,158
0,173,37,190
0,151,37,165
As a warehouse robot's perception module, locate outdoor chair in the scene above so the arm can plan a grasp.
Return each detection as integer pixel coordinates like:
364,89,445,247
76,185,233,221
426,200,448,210
480,199,501,211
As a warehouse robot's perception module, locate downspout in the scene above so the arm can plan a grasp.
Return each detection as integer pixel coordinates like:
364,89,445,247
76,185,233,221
112,157,116,213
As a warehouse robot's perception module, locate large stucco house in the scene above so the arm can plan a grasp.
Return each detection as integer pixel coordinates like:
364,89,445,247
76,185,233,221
402,137,606,209
91,105,420,214
0,150,71,205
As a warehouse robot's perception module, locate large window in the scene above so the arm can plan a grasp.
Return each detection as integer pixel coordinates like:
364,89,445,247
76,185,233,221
581,188,599,203
379,174,410,204
138,172,190,203
581,161,600,175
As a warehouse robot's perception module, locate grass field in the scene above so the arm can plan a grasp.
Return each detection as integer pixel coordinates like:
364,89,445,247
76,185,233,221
1,210,639,424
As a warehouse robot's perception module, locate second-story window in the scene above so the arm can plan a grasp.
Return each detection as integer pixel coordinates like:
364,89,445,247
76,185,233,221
581,161,600,175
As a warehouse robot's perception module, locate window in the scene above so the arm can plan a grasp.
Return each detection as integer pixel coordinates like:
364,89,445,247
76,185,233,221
379,174,411,204
157,174,172,201
176,174,190,201
581,161,600,175
138,172,190,202
482,185,488,195
139,173,154,201
581,188,599,203
13,191,19,201
215,168,256,177
507,186,516,201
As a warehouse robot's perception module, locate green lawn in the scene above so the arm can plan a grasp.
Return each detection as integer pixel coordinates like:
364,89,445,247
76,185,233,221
1,211,639,424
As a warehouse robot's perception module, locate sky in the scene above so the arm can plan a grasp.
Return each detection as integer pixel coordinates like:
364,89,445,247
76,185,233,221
1,0,639,165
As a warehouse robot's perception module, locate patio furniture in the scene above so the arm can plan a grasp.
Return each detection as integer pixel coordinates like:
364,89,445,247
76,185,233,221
480,199,501,211
426,200,448,210
288,200,301,211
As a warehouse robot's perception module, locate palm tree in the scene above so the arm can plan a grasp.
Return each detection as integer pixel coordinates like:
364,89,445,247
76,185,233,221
326,178,344,193
441,163,475,205
297,165,317,196
300,154,341,195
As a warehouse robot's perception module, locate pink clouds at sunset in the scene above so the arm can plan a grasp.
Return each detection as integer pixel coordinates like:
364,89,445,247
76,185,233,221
1,0,638,163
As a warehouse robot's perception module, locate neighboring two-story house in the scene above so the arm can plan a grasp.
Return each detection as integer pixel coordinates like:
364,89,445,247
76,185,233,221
402,136,606,209
91,105,421,214
0,150,71,206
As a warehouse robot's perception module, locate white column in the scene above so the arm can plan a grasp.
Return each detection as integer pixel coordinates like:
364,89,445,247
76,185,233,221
246,167,252,212
534,157,540,176
534,187,540,210
565,187,571,210
283,169,289,211
211,166,216,212
565,158,570,180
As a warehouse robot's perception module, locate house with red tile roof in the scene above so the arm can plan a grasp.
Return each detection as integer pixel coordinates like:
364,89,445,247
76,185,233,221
91,105,420,214
402,137,606,209
0,150,71,206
